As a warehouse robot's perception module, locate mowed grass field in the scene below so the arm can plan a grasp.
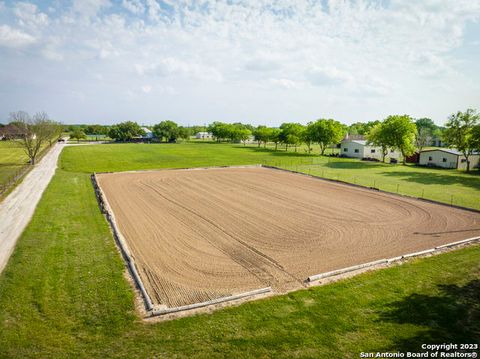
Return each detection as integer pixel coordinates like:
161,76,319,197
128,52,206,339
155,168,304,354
0,141,30,185
0,142,479,358
61,142,480,210
0,140,51,198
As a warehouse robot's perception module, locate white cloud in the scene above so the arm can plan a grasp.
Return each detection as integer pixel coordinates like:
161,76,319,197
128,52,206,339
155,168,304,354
72,0,111,18
0,0,479,125
141,85,152,93
270,78,303,90
13,2,49,28
0,24,35,48
135,57,223,82
146,0,162,21
307,67,354,87
122,0,144,15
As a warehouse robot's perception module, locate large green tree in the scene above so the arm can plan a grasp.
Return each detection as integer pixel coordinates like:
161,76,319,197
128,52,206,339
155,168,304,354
381,115,417,164
366,123,390,163
308,119,345,155
70,128,86,143
177,126,190,141
279,123,304,152
471,125,480,168
208,122,230,141
443,109,480,171
302,123,316,153
108,121,144,142
253,126,273,148
153,120,179,142
85,124,108,136
415,118,437,151
348,121,380,136
270,128,282,151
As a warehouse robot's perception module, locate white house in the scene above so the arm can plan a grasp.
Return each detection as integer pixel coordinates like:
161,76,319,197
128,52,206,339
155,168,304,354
195,131,213,139
141,127,154,139
419,149,480,170
340,135,401,161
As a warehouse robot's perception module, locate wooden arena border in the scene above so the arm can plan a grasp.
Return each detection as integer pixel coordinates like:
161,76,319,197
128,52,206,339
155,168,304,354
91,164,480,317
307,236,480,283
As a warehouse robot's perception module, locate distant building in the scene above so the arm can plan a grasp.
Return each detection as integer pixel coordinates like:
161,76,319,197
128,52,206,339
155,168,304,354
0,124,27,140
340,135,401,161
141,127,154,139
430,136,444,147
195,132,213,139
419,149,480,170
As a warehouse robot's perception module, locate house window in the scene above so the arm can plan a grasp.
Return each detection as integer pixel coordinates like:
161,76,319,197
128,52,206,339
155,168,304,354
461,159,467,163
442,158,447,162
428,156,432,161
391,150,395,153
343,148,348,152
371,149,376,153
354,149,359,153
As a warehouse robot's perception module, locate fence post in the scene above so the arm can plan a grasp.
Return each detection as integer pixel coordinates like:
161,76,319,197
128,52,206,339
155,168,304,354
421,189,424,198
397,184,399,193
373,179,376,188
450,194,454,205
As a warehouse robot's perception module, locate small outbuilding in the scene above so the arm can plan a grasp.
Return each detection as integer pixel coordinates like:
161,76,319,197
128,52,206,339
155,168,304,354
340,135,401,162
141,127,154,139
419,149,480,170
195,131,213,139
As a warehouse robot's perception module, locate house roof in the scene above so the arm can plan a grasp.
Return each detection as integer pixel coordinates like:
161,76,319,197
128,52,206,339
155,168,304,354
341,138,367,145
0,124,25,136
420,148,480,156
342,134,365,141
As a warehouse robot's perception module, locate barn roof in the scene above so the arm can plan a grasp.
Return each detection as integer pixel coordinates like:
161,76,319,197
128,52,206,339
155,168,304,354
341,138,368,146
420,148,480,156
342,134,365,141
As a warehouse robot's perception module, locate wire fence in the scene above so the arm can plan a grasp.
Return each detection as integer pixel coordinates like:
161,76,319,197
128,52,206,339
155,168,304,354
0,144,54,196
259,157,479,212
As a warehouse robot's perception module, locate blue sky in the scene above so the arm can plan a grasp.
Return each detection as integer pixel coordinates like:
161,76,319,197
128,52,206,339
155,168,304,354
0,0,479,126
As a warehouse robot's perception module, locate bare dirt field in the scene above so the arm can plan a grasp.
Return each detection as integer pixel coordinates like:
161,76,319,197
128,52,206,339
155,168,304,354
96,167,480,308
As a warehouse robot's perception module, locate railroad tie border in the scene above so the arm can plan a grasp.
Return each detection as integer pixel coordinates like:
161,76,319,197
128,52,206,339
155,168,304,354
151,287,272,316
308,236,480,283
91,173,155,312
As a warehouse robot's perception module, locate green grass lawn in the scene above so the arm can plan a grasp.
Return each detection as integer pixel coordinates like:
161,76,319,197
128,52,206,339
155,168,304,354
0,140,31,186
61,142,480,210
0,142,479,358
0,140,52,200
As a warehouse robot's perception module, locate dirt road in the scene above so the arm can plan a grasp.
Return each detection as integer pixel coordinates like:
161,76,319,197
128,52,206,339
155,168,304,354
0,143,66,273
97,167,480,308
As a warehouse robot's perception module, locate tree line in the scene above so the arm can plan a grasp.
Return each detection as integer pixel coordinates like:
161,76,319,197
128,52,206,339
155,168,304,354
5,108,479,170
74,109,480,170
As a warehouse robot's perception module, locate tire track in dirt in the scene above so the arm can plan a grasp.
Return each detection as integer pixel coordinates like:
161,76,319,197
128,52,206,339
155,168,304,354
142,181,303,291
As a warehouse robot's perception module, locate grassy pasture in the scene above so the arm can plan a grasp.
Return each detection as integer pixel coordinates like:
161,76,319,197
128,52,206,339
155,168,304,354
61,142,480,210
0,141,479,357
0,140,30,185
0,140,52,200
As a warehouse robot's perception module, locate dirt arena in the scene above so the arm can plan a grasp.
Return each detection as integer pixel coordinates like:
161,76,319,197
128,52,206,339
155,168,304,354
96,167,480,308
